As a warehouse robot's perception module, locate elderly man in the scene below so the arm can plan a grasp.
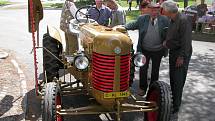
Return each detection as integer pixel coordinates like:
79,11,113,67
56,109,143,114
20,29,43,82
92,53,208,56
161,0,193,117
106,0,126,27
125,3,169,96
88,0,112,26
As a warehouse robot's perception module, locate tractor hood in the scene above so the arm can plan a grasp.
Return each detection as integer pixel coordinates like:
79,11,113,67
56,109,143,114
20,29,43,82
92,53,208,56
79,24,132,55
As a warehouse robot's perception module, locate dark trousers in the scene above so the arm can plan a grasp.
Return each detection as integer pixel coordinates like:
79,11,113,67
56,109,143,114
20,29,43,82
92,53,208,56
139,49,164,91
169,50,192,112
128,2,132,11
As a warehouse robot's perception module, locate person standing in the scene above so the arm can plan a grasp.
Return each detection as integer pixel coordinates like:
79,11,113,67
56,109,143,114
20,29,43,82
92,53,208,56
161,0,193,117
60,0,79,54
127,0,132,11
135,0,140,8
125,3,169,96
88,0,112,26
106,0,126,27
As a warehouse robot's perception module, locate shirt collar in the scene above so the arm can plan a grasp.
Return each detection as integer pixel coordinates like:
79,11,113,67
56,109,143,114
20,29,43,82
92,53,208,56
98,5,106,10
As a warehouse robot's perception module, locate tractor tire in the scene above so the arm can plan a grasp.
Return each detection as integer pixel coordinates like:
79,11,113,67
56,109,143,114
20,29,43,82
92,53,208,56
42,82,63,121
43,33,61,82
144,81,172,121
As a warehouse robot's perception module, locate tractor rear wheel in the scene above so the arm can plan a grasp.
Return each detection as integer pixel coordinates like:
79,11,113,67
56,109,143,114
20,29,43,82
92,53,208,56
42,82,63,121
43,33,61,82
144,81,172,121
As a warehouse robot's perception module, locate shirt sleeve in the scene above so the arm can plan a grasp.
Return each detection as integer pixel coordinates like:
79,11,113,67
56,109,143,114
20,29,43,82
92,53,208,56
103,7,112,26
118,10,126,25
125,16,140,30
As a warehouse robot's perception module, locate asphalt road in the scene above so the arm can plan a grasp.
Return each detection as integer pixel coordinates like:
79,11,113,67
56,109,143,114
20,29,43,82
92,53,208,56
0,9,215,121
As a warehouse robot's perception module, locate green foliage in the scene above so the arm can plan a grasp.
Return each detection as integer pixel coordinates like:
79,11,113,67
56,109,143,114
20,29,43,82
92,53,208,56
50,3,63,8
75,0,94,8
0,0,10,6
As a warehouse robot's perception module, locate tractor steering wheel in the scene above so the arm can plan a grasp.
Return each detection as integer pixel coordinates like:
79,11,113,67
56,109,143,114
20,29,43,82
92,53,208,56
75,5,100,23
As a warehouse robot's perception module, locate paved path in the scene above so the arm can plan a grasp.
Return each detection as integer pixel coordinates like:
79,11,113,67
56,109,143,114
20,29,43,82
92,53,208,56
0,49,25,121
128,29,215,121
160,41,215,121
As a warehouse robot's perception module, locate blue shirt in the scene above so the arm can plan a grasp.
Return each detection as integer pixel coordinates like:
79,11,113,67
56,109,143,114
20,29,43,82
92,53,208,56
88,5,112,26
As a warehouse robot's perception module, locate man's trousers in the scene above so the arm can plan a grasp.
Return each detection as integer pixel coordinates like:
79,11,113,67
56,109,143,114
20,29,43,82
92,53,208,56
139,49,164,91
169,50,192,112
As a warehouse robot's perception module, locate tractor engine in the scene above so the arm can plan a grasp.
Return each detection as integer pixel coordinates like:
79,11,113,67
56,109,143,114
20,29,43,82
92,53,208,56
79,24,132,109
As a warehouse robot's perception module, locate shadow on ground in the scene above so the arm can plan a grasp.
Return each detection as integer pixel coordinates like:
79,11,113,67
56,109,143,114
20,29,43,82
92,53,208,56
0,95,24,120
23,88,144,121
158,48,215,121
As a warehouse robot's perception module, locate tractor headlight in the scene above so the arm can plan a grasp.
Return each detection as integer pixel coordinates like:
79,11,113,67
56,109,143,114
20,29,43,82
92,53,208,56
74,54,89,70
133,53,146,67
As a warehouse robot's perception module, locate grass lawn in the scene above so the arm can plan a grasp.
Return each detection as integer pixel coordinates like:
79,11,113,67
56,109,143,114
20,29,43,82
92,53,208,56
118,0,139,8
126,10,140,22
0,0,10,6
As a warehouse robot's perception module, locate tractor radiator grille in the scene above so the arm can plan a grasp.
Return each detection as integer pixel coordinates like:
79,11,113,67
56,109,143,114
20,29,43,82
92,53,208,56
92,52,130,92
120,54,130,91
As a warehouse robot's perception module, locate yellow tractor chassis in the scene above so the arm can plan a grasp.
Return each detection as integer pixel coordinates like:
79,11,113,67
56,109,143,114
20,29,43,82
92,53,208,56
54,81,158,121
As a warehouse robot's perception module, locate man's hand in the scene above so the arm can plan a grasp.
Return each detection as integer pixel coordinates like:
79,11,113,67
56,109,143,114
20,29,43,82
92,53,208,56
176,56,184,67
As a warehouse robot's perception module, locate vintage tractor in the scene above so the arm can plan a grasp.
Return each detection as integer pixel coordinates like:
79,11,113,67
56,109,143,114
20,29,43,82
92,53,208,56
28,0,172,121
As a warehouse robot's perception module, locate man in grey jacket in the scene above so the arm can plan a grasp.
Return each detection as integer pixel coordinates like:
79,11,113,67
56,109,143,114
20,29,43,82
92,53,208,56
125,3,169,96
161,0,192,117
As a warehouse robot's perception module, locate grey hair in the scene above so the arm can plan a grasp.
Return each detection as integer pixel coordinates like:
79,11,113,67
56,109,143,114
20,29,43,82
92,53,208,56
161,0,178,13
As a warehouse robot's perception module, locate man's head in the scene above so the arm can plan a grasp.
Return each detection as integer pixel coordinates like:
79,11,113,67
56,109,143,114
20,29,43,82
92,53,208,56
140,1,150,14
148,2,160,18
95,0,103,8
161,0,178,19
106,0,118,10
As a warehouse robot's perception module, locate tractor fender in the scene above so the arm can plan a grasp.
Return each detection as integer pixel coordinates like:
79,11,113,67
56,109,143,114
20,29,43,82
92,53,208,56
47,25,66,52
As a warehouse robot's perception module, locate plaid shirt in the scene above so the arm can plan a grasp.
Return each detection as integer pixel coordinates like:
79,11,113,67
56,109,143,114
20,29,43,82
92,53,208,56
88,5,112,26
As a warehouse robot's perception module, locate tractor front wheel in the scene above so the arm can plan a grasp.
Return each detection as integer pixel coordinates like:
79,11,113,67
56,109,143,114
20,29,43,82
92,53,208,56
144,81,172,121
42,82,63,121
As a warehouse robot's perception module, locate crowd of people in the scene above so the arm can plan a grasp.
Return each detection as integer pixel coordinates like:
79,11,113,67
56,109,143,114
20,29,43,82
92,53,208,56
60,0,193,120
184,0,215,32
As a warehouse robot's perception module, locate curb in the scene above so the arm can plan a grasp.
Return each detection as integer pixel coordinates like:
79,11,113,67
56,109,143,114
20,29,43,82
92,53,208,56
11,59,27,121
0,3,27,9
0,51,9,59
